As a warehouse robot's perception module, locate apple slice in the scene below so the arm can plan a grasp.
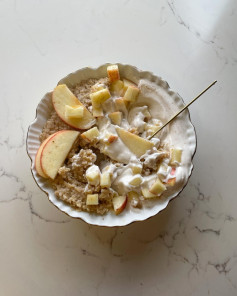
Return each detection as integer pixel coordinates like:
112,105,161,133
107,65,120,82
35,134,55,178
52,84,95,130
112,195,127,215
108,111,122,125
41,130,79,179
116,127,154,157
86,194,99,205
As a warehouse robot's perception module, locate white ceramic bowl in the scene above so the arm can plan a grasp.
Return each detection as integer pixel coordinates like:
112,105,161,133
27,63,196,227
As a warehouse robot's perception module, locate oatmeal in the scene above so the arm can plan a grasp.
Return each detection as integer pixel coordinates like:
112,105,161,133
35,64,184,215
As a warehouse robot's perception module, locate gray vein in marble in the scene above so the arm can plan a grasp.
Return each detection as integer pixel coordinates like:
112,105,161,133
28,194,70,224
17,23,46,57
195,226,220,236
204,210,236,222
0,167,28,202
159,6,168,26
81,248,98,258
110,228,122,257
166,0,233,65
173,249,199,276
208,258,231,275
1,116,25,150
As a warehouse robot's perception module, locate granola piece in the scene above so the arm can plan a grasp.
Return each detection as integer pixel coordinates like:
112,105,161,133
70,149,97,182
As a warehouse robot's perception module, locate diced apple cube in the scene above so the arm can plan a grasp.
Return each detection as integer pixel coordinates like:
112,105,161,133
92,105,104,117
149,178,166,196
86,194,99,205
170,148,182,166
107,65,120,82
90,88,111,107
91,83,105,93
123,78,137,91
131,164,142,174
124,86,140,102
115,98,128,113
81,127,100,142
127,191,139,200
110,80,124,95
157,163,169,181
145,124,161,137
85,165,100,185
108,111,122,125
141,187,157,198
127,191,141,208
129,175,142,186
166,178,176,186
65,105,84,119
100,172,111,188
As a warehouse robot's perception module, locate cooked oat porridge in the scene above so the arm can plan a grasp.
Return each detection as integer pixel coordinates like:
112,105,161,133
35,65,185,215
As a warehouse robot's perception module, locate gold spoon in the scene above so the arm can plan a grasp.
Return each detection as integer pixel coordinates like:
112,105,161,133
148,80,217,140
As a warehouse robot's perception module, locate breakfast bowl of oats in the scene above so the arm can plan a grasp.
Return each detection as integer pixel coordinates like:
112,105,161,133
27,63,196,227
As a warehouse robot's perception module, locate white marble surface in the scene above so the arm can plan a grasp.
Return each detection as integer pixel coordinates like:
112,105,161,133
1,0,237,295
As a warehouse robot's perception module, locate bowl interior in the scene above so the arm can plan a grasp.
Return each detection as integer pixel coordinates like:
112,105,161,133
27,63,196,227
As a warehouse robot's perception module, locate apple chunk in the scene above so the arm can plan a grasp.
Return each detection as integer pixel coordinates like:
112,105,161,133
35,134,55,178
116,127,154,157
65,105,84,119
52,84,95,130
107,65,120,82
112,195,127,215
100,172,111,188
81,127,100,142
108,111,122,125
86,165,100,185
170,148,182,166
115,98,128,113
90,88,111,107
41,130,79,179
86,194,99,205
149,178,166,196
123,78,137,91
110,80,124,95
124,85,140,102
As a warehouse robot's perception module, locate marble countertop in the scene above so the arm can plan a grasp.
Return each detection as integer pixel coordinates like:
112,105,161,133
1,0,237,295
